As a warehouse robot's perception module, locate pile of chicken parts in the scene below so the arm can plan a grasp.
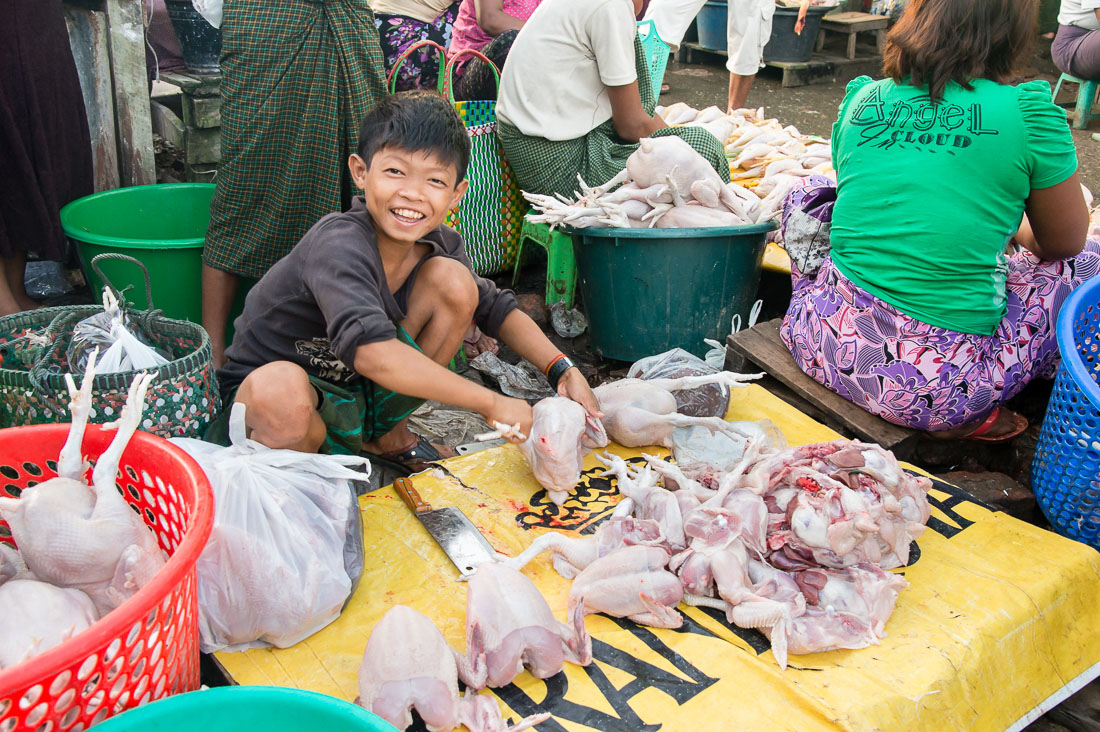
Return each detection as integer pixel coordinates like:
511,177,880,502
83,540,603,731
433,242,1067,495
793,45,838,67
0,352,164,669
356,371,930,729
508,370,931,669
524,106,835,230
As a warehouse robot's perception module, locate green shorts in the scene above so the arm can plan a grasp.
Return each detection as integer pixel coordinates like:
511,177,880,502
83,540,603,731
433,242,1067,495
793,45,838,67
205,327,426,455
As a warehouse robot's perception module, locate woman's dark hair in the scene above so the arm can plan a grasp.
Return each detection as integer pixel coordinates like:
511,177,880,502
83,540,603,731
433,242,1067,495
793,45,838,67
882,0,1038,101
356,90,471,183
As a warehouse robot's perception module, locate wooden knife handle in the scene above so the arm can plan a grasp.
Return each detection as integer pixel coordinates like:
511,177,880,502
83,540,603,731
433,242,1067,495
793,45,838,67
394,477,431,514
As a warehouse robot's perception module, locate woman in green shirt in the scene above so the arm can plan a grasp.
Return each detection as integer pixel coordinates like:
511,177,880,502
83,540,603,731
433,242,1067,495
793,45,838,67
779,0,1098,441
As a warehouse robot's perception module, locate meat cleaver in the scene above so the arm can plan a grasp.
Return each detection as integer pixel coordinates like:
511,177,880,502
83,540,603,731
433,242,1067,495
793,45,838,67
393,477,497,575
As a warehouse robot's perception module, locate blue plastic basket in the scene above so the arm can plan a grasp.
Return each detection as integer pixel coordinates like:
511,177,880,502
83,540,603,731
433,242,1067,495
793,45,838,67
637,20,670,94
1031,276,1100,550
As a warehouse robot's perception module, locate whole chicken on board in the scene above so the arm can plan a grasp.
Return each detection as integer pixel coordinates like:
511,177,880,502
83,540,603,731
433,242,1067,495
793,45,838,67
498,516,667,577
518,397,608,506
593,371,763,449
357,605,549,732
0,351,164,616
458,562,591,690
568,544,685,629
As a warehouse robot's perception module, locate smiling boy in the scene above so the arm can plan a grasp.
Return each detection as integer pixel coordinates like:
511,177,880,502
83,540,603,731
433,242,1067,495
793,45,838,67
209,91,600,469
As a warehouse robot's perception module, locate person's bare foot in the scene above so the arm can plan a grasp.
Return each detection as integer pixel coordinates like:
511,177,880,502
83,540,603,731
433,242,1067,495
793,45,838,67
463,323,498,359
362,419,455,461
929,407,1028,442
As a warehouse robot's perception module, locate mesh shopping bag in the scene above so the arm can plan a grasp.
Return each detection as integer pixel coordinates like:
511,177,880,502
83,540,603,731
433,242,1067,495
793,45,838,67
390,43,524,275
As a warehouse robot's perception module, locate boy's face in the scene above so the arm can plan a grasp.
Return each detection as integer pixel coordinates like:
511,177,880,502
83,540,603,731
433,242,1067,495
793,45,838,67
349,147,468,247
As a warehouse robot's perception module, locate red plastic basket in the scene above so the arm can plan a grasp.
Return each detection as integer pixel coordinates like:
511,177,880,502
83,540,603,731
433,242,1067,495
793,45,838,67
0,424,214,731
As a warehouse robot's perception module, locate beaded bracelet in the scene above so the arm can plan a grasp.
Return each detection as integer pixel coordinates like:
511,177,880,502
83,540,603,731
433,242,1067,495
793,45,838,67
546,355,576,392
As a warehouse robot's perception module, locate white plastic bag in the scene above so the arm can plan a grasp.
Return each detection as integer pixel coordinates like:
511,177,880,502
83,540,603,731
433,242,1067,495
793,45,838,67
66,289,169,373
628,348,729,418
172,404,368,652
191,0,222,28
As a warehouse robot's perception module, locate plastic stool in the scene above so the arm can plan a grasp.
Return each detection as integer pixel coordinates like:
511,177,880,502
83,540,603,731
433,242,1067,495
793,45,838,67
511,216,577,307
1053,72,1100,130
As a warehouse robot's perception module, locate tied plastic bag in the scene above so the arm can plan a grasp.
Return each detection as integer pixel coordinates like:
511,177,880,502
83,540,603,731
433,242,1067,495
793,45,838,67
66,289,169,373
670,420,787,472
628,348,729,418
172,404,368,653
190,0,222,28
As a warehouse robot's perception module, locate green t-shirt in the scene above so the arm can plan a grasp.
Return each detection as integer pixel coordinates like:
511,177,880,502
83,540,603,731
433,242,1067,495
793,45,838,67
829,76,1078,335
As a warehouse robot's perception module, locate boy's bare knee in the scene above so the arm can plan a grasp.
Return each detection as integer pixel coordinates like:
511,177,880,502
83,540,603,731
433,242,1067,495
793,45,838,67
420,257,478,314
236,362,318,449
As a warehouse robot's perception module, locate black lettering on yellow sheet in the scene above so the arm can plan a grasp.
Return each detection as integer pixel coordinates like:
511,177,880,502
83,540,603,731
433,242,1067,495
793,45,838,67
491,616,719,732
911,472,981,540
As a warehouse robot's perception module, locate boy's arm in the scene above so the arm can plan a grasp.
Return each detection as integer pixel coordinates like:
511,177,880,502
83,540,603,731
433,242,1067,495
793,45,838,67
496,309,602,417
607,82,667,142
353,339,535,439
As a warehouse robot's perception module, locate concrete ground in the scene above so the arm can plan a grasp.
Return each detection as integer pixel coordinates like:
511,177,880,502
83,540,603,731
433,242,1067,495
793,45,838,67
659,37,1100,194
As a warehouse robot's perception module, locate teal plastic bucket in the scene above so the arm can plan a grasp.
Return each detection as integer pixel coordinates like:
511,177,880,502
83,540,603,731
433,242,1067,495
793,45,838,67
93,686,398,731
60,183,214,324
569,223,776,362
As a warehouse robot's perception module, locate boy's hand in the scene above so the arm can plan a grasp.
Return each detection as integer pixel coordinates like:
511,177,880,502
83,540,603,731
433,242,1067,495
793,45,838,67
558,368,603,420
484,394,534,443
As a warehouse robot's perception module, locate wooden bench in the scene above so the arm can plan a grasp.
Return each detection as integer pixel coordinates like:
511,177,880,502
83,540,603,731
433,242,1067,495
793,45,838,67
726,318,921,458
814,11,889,60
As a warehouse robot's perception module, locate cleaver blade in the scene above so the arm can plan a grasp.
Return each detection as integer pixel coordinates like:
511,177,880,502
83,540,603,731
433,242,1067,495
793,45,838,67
393,477,497,575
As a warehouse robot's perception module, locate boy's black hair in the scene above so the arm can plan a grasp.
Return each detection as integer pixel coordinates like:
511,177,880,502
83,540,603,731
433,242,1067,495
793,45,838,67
356,91,470,184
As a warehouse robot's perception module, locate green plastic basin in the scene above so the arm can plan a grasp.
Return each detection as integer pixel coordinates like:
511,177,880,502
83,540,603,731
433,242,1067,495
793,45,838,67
60,183,215,323
568,222,777,362
93,686,398,731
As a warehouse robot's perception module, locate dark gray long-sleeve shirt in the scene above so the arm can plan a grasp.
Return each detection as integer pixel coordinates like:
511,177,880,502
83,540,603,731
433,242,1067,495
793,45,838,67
218,197,517,397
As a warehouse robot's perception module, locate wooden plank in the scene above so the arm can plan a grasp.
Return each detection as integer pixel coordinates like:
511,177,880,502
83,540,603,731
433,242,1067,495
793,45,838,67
160,69,222,97
104,0,155,185
64,7,119,192
183,95,221,129
150,100,185,148
819,11,889,27
726,319,920,453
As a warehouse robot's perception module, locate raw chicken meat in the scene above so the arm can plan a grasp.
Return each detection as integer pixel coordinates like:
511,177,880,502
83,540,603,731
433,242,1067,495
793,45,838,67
0,578,99,668
593,372,761,449
597,453,689,550
358,605,549,732
779,565,908,659
458,563,591,690
518,397,608,506
568,545,684,629
0,353,164,616
499,516,666,578
0,544,29,584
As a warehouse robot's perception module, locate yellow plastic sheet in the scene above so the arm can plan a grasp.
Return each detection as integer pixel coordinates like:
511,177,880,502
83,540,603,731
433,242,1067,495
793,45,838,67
217,385,1100,732
763,242,792,275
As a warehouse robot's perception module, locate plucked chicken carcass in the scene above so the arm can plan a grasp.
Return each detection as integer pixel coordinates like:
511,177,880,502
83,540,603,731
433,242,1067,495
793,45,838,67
596,453,690,550
358,605,548,732
0,544,28,584
518,397,608,506
0,579,99,669
499,516,666,578
568,545,684,629
458,563,591,690
0,352,164,617
594,372,762,449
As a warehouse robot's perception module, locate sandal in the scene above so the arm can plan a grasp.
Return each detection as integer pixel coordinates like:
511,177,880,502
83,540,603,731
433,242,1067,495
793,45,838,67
364,435,444,476
963,407,1029,443
659,82,671,96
